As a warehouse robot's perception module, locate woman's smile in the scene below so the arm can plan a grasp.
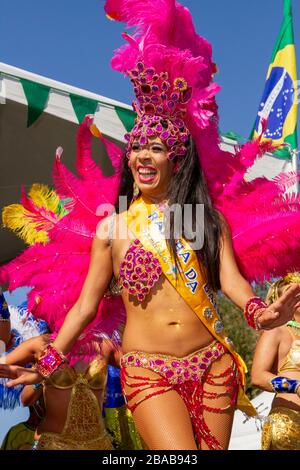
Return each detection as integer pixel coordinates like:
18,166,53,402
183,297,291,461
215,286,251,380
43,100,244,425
136,164,158,184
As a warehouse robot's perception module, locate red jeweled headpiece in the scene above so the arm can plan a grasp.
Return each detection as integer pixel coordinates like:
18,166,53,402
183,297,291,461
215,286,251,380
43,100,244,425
124,62,191,160
105,0,220,164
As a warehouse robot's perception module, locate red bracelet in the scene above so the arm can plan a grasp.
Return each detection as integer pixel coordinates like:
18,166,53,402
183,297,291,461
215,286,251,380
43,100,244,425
244,297,267,331
36,344,68,378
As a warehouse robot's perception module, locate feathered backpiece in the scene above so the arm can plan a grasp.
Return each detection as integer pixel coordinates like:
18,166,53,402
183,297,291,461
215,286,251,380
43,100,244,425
105,0,300,282
0,117,125,353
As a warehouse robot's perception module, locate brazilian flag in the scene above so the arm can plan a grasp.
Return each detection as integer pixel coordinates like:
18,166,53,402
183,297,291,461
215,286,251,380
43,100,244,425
252,0,298,159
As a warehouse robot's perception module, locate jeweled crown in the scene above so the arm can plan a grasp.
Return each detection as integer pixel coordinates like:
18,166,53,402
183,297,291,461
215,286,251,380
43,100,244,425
124,61,191,161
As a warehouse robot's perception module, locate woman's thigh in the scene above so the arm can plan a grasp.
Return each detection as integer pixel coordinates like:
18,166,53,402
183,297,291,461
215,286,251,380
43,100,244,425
201,352,238,450
122,366,197,450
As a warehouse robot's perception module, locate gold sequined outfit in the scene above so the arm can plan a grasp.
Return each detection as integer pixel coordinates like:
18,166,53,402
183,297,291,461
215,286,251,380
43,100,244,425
37,359,113,450
262,327,300,450
262,407,300,450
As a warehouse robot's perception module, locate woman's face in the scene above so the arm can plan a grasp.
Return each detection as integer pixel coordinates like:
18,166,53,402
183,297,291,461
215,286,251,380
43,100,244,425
128,137,174,198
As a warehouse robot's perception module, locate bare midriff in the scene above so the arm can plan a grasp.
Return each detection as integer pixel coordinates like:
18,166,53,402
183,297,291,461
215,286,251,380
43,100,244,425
112,217,214,358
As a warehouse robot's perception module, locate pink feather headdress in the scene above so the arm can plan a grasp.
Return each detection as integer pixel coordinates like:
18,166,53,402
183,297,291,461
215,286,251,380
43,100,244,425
105,0,220,163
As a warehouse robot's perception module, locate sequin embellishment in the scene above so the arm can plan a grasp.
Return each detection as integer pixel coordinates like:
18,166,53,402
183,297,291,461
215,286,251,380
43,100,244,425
118,239,162,301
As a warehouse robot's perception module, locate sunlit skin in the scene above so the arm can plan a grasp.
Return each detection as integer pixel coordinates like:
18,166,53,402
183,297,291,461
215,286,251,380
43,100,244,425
113,137,215,355
128,137,175,201
252,288,300,411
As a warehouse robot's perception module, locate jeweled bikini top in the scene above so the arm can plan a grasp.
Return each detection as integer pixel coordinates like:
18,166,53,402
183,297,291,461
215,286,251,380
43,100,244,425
118,239,162,301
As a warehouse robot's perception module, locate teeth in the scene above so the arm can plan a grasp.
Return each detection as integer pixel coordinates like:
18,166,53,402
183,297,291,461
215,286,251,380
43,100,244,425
138,169,156,175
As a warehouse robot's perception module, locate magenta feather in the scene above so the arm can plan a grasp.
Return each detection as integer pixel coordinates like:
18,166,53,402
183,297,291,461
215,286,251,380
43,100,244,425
0,121,125,339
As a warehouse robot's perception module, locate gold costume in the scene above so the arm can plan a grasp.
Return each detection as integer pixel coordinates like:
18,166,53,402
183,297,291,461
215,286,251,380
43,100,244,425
262,407,300,450
262,328,300,450
37,358,113,450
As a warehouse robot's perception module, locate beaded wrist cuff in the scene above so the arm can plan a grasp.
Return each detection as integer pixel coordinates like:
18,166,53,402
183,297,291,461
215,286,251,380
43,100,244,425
270,376,300,394
36,344,68,379
244,297,267,331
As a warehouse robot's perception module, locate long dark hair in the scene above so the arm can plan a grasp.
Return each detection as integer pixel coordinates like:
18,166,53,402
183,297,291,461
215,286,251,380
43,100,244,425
115,137,222,291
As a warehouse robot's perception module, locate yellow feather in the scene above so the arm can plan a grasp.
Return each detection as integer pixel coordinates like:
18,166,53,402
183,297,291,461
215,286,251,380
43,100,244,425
2,204,49,245
28,184,67,217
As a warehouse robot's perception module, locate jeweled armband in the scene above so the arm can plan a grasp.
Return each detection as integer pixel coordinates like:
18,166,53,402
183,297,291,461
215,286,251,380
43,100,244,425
270,376,300,394
35,344,68,378
244,297,267,330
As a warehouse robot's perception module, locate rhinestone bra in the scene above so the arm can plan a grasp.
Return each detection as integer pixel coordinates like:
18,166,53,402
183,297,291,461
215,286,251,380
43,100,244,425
118,239,163,301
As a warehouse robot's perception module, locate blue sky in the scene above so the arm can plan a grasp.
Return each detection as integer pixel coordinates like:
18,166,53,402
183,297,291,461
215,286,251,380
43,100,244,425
0,0,299,140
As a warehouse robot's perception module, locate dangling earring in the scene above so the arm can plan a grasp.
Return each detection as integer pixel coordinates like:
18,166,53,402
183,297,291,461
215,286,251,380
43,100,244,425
132,181,140,200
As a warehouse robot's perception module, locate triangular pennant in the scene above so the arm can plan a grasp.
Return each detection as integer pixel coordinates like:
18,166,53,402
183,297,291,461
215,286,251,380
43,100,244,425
70,94,99,124
115,106,136,132
20,79,50,127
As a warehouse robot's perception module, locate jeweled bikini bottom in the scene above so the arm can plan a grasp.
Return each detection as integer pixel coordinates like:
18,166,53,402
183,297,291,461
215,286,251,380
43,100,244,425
120,341,239,450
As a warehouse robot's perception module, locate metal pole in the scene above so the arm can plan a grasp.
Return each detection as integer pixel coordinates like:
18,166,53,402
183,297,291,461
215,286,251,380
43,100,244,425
291,147,299,194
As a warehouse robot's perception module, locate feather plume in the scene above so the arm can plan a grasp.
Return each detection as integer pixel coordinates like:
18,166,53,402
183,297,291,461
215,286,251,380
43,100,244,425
28,183,68,218
2,183,69,245
2,204,49,245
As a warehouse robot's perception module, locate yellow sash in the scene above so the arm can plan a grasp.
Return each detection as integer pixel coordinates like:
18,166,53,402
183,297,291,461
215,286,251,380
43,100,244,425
122,196,257,416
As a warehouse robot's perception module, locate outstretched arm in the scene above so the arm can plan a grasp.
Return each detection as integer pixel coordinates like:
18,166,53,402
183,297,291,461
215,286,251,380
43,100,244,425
52,227,113,354
251,329,281,391
21,384,43,407
0,320,11,346
0,223,114,387
0,335,49,366
219,219,300,329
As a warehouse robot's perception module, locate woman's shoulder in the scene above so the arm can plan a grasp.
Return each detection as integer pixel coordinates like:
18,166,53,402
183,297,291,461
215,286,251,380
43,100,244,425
259,324,286,344
96,212,128,248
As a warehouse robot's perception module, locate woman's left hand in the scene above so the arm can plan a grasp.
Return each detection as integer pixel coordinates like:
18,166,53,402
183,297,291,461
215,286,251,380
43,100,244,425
0,364,43,386
258,283,300,330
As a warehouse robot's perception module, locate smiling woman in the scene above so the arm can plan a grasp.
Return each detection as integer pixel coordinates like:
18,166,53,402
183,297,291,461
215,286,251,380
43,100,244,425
129,138,173,196
0,0,300,452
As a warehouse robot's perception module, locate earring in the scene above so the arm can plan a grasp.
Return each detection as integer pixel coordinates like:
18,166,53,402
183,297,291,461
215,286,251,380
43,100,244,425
132,181,140,200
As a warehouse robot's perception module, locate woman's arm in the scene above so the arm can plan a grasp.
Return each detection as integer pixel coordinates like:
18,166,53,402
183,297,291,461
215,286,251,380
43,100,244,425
219,222,255,309
219,219,300,328
0,335,49,366
0,320,11,346
21,384,43,407
251,329,281,391
0,225,114,387
52,229,113,354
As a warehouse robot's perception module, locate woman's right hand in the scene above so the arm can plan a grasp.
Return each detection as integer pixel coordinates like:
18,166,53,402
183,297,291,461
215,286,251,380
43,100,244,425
0,364,43,387
258,284,300,330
